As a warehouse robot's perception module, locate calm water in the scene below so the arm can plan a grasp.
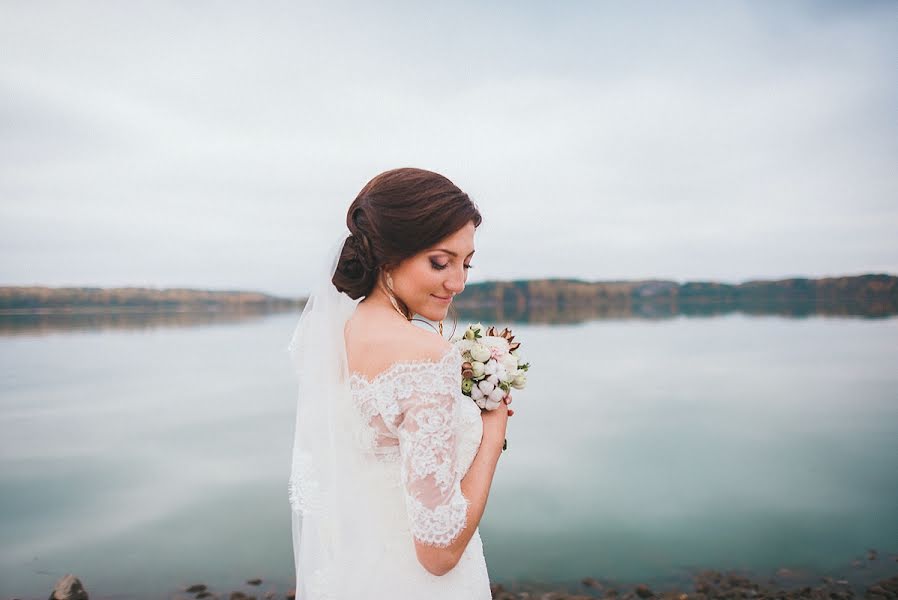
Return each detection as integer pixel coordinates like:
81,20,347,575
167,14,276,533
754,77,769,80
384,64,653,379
1,312,896,598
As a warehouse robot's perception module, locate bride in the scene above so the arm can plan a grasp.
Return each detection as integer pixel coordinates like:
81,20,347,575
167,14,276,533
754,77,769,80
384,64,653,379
287,168,512,599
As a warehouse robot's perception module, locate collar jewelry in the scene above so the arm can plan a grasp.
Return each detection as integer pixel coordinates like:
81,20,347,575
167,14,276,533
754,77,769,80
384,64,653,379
383,271,444,336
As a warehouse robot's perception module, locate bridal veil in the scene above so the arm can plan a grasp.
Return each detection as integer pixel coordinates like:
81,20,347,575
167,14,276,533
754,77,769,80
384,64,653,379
286,229,362,598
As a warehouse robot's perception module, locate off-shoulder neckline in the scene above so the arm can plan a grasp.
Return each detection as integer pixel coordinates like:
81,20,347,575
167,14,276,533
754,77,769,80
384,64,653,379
348,344,457,387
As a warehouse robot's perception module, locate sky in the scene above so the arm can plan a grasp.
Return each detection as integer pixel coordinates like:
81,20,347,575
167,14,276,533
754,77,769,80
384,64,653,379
1,1,896,297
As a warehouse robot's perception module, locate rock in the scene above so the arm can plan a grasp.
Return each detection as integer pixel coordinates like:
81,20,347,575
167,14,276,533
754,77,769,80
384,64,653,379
865,577,898,600
490,582,505,598
635,584,654,598
246,579,262,586
229,593,248,600
867,550,878,561
49,574,89,600
881,578,898,594
286,590,296,600
195,592,214,599
582,578,603,589
777,569,796,578
186,584,208,593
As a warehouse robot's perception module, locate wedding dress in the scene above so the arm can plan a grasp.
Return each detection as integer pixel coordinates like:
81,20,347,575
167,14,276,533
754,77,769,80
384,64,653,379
287,231,492,599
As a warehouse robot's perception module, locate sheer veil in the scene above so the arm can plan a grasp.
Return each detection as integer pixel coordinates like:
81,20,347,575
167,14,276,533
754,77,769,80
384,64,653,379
286,228,363,598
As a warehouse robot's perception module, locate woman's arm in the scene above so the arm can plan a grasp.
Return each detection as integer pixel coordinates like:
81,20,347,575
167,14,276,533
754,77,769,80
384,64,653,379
414,398,510,576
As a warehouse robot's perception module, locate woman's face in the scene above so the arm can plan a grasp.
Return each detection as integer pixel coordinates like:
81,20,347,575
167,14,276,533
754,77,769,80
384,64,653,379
389,220,476,322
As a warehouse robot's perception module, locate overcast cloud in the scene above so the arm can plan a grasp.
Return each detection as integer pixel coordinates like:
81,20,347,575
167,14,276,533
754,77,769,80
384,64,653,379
1,0,896,297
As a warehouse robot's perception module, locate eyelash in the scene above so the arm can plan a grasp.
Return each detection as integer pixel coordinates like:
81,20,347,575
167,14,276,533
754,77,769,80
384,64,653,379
431,261,473,271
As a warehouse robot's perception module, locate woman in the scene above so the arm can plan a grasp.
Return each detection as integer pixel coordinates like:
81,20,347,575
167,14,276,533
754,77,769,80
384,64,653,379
287,168,511,599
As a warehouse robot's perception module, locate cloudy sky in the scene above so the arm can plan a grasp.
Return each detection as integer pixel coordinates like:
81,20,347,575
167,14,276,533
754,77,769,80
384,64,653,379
1,1,895,297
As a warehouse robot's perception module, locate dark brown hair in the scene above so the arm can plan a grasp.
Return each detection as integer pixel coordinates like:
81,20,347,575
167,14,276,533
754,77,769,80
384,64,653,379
332,167,482,301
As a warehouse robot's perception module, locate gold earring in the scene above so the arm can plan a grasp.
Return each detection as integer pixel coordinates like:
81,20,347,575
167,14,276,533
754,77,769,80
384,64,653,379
382,271,410,321
439,320,443,336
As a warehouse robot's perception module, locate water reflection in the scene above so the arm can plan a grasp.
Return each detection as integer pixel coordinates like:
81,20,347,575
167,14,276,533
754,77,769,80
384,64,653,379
2,295,893,336
0,306,302,336
453,297,895,325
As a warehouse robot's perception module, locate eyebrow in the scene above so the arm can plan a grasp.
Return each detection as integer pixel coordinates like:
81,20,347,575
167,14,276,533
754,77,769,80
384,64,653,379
431,248,475,258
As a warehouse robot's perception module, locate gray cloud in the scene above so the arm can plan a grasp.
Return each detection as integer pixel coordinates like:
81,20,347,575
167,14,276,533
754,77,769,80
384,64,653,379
1,0,896,296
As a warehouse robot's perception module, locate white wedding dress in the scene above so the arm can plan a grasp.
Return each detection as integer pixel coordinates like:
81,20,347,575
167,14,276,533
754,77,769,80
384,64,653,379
289,344,492,599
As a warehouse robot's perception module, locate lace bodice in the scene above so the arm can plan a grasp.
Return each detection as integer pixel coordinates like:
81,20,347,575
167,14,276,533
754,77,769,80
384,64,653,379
348,345,484,547
289,344,490,599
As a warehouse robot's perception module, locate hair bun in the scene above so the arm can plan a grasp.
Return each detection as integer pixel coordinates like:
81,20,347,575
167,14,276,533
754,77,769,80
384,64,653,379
332,233,377,299
348,234,374,271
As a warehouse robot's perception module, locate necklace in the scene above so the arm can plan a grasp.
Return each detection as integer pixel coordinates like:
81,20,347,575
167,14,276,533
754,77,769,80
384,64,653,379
381,274,444,337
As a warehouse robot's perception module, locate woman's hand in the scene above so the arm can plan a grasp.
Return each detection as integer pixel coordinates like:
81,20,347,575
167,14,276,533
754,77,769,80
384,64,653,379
480,392,513,452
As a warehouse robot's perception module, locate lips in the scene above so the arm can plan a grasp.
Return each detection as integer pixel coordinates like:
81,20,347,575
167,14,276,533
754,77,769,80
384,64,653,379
432,294,452,302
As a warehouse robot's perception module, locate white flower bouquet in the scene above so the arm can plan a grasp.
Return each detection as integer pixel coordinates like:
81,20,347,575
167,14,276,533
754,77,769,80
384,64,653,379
450,322,530,411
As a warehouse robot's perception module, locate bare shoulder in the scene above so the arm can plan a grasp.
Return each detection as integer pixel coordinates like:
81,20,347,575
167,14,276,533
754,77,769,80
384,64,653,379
397,326,453,362
345,317,451,379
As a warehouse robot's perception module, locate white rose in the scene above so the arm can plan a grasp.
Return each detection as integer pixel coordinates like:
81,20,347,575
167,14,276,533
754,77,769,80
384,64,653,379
482,336,510,351
471,361,485,378
511,373,527,389
501,355,518,374
470,343,491,363
477,379,495,394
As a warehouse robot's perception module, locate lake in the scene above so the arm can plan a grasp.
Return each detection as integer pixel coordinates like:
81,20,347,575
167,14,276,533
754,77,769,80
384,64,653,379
1,310,896,598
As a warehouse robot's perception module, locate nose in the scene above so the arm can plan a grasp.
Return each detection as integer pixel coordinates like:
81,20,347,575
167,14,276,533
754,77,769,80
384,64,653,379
444,268,466,295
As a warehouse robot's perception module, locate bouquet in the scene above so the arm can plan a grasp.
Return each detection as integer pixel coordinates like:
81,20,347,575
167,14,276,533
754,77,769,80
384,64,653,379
450,322,530,410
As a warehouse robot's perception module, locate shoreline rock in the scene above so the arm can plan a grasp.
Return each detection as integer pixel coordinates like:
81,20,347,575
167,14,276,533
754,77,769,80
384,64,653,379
33,558,898,600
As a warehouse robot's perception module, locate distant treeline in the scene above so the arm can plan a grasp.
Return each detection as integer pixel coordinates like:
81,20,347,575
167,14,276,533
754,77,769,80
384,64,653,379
452,273,898,321
1,274,896,321
0,286,302,313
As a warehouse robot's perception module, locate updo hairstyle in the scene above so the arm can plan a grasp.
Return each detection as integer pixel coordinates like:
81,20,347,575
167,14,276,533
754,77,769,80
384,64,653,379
332,168,482,300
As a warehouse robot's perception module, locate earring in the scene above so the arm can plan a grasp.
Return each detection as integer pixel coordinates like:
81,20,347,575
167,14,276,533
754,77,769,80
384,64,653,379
439,321,443,336
382,271,410,321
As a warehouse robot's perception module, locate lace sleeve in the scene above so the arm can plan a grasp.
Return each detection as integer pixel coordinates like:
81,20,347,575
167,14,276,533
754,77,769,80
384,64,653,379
394,356,469,548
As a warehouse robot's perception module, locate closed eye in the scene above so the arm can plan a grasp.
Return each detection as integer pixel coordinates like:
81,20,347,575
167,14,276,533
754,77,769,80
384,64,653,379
431,261,474,271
